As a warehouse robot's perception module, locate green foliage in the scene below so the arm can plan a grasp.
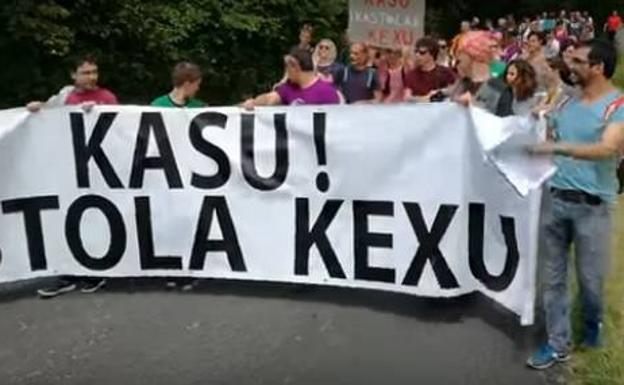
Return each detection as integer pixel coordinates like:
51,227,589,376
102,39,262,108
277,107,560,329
0,0,348,107
0,0,621,107
613,59,624,90
569,198,624,385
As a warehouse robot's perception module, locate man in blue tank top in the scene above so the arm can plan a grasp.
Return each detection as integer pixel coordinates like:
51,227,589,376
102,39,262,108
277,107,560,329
528,39,624,370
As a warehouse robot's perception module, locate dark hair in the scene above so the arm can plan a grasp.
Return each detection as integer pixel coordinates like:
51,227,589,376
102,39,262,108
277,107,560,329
503,30,517,43
559,39,577,55
546,56,572,84
415,37,440,59
73,54,97,71
172,61,202,87
581,39,618,79
528,31,546,45
288,48,315,72
505,59,537,101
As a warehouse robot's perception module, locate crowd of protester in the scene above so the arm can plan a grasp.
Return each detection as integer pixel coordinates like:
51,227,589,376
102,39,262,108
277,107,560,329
20,8,624,374
25,10,623,115
243,9,621,118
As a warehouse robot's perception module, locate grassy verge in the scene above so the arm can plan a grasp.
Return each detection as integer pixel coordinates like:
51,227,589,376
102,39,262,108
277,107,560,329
569,198,624,384
613,57,624,91
570,60,624,384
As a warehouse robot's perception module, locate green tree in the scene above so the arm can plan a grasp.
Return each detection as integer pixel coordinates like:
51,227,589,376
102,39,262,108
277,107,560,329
0,0,348,107
1,0,620,108
427,0,623,37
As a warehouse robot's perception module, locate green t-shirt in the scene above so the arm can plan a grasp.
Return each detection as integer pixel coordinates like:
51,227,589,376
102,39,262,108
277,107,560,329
151,94,204,108
490,61,507,79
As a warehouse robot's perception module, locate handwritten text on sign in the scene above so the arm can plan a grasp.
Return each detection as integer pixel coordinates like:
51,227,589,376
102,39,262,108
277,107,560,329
348,0,426,47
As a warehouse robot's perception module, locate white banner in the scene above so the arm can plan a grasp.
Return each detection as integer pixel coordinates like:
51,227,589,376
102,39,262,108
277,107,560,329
0,104,548,325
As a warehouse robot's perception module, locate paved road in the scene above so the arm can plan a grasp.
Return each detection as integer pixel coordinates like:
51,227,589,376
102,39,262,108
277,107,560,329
0,278,563,385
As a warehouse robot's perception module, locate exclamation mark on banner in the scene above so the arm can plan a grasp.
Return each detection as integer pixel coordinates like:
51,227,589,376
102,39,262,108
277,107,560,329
313,112,330,193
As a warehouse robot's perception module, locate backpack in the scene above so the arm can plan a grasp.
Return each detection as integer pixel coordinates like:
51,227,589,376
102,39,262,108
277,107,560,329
603,95,624,194
547,92,615,140
603,95,624,122
342,66,376,90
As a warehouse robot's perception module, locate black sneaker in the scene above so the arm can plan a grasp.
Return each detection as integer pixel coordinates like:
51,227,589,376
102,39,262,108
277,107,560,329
166,278,196,291
180,280,197,292
81,279,107,294
37,280,77,298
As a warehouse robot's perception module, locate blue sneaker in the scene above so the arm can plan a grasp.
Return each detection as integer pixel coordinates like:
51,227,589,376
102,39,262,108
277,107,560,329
582,322,603,348
526,344,570,370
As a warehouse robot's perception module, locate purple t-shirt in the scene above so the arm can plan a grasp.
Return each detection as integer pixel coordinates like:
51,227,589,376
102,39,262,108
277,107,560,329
276,79,340,105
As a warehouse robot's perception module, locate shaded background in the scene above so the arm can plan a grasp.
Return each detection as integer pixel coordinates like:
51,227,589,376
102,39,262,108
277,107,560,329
0,0,621,107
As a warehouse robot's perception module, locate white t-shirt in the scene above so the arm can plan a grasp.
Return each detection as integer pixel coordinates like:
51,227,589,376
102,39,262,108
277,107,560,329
45,86,75,107
545,39,560,58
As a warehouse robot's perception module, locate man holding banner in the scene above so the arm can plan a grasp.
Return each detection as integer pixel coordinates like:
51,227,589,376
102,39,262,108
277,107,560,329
151,61,205,291
404,37,456,100
26,54,118,113
26,54,119,298
334,43,382,104
151,61,205,108
242,48,340,108
528,39,624,370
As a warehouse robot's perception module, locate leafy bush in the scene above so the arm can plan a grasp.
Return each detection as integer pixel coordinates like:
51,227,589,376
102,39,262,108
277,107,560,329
1,0,621,107
0,0,348,107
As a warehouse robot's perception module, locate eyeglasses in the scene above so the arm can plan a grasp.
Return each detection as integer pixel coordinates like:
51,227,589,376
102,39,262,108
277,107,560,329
77,69,98,76
416,49,430,55
570,57,591,66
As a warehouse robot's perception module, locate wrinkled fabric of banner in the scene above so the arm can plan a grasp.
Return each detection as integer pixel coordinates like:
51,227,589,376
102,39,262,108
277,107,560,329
0,104,553,325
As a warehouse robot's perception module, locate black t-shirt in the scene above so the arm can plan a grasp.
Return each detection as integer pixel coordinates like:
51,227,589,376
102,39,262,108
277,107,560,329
317,62,344,83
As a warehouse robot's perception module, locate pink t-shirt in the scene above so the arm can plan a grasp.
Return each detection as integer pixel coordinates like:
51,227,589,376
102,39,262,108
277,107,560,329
276,79,340,105
382,67,407,103
65,88,118,105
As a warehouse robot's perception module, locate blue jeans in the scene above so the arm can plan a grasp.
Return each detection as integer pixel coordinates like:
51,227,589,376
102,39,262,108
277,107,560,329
541,192,612,352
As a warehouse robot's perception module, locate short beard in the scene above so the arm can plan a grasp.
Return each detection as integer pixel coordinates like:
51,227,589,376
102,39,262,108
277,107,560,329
569,73,585,86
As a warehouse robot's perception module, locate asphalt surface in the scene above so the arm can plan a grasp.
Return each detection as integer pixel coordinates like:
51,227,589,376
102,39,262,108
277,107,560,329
0,278,565,385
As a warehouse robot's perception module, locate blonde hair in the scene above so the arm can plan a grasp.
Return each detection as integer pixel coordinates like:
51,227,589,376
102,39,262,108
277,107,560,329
312,39,337,67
